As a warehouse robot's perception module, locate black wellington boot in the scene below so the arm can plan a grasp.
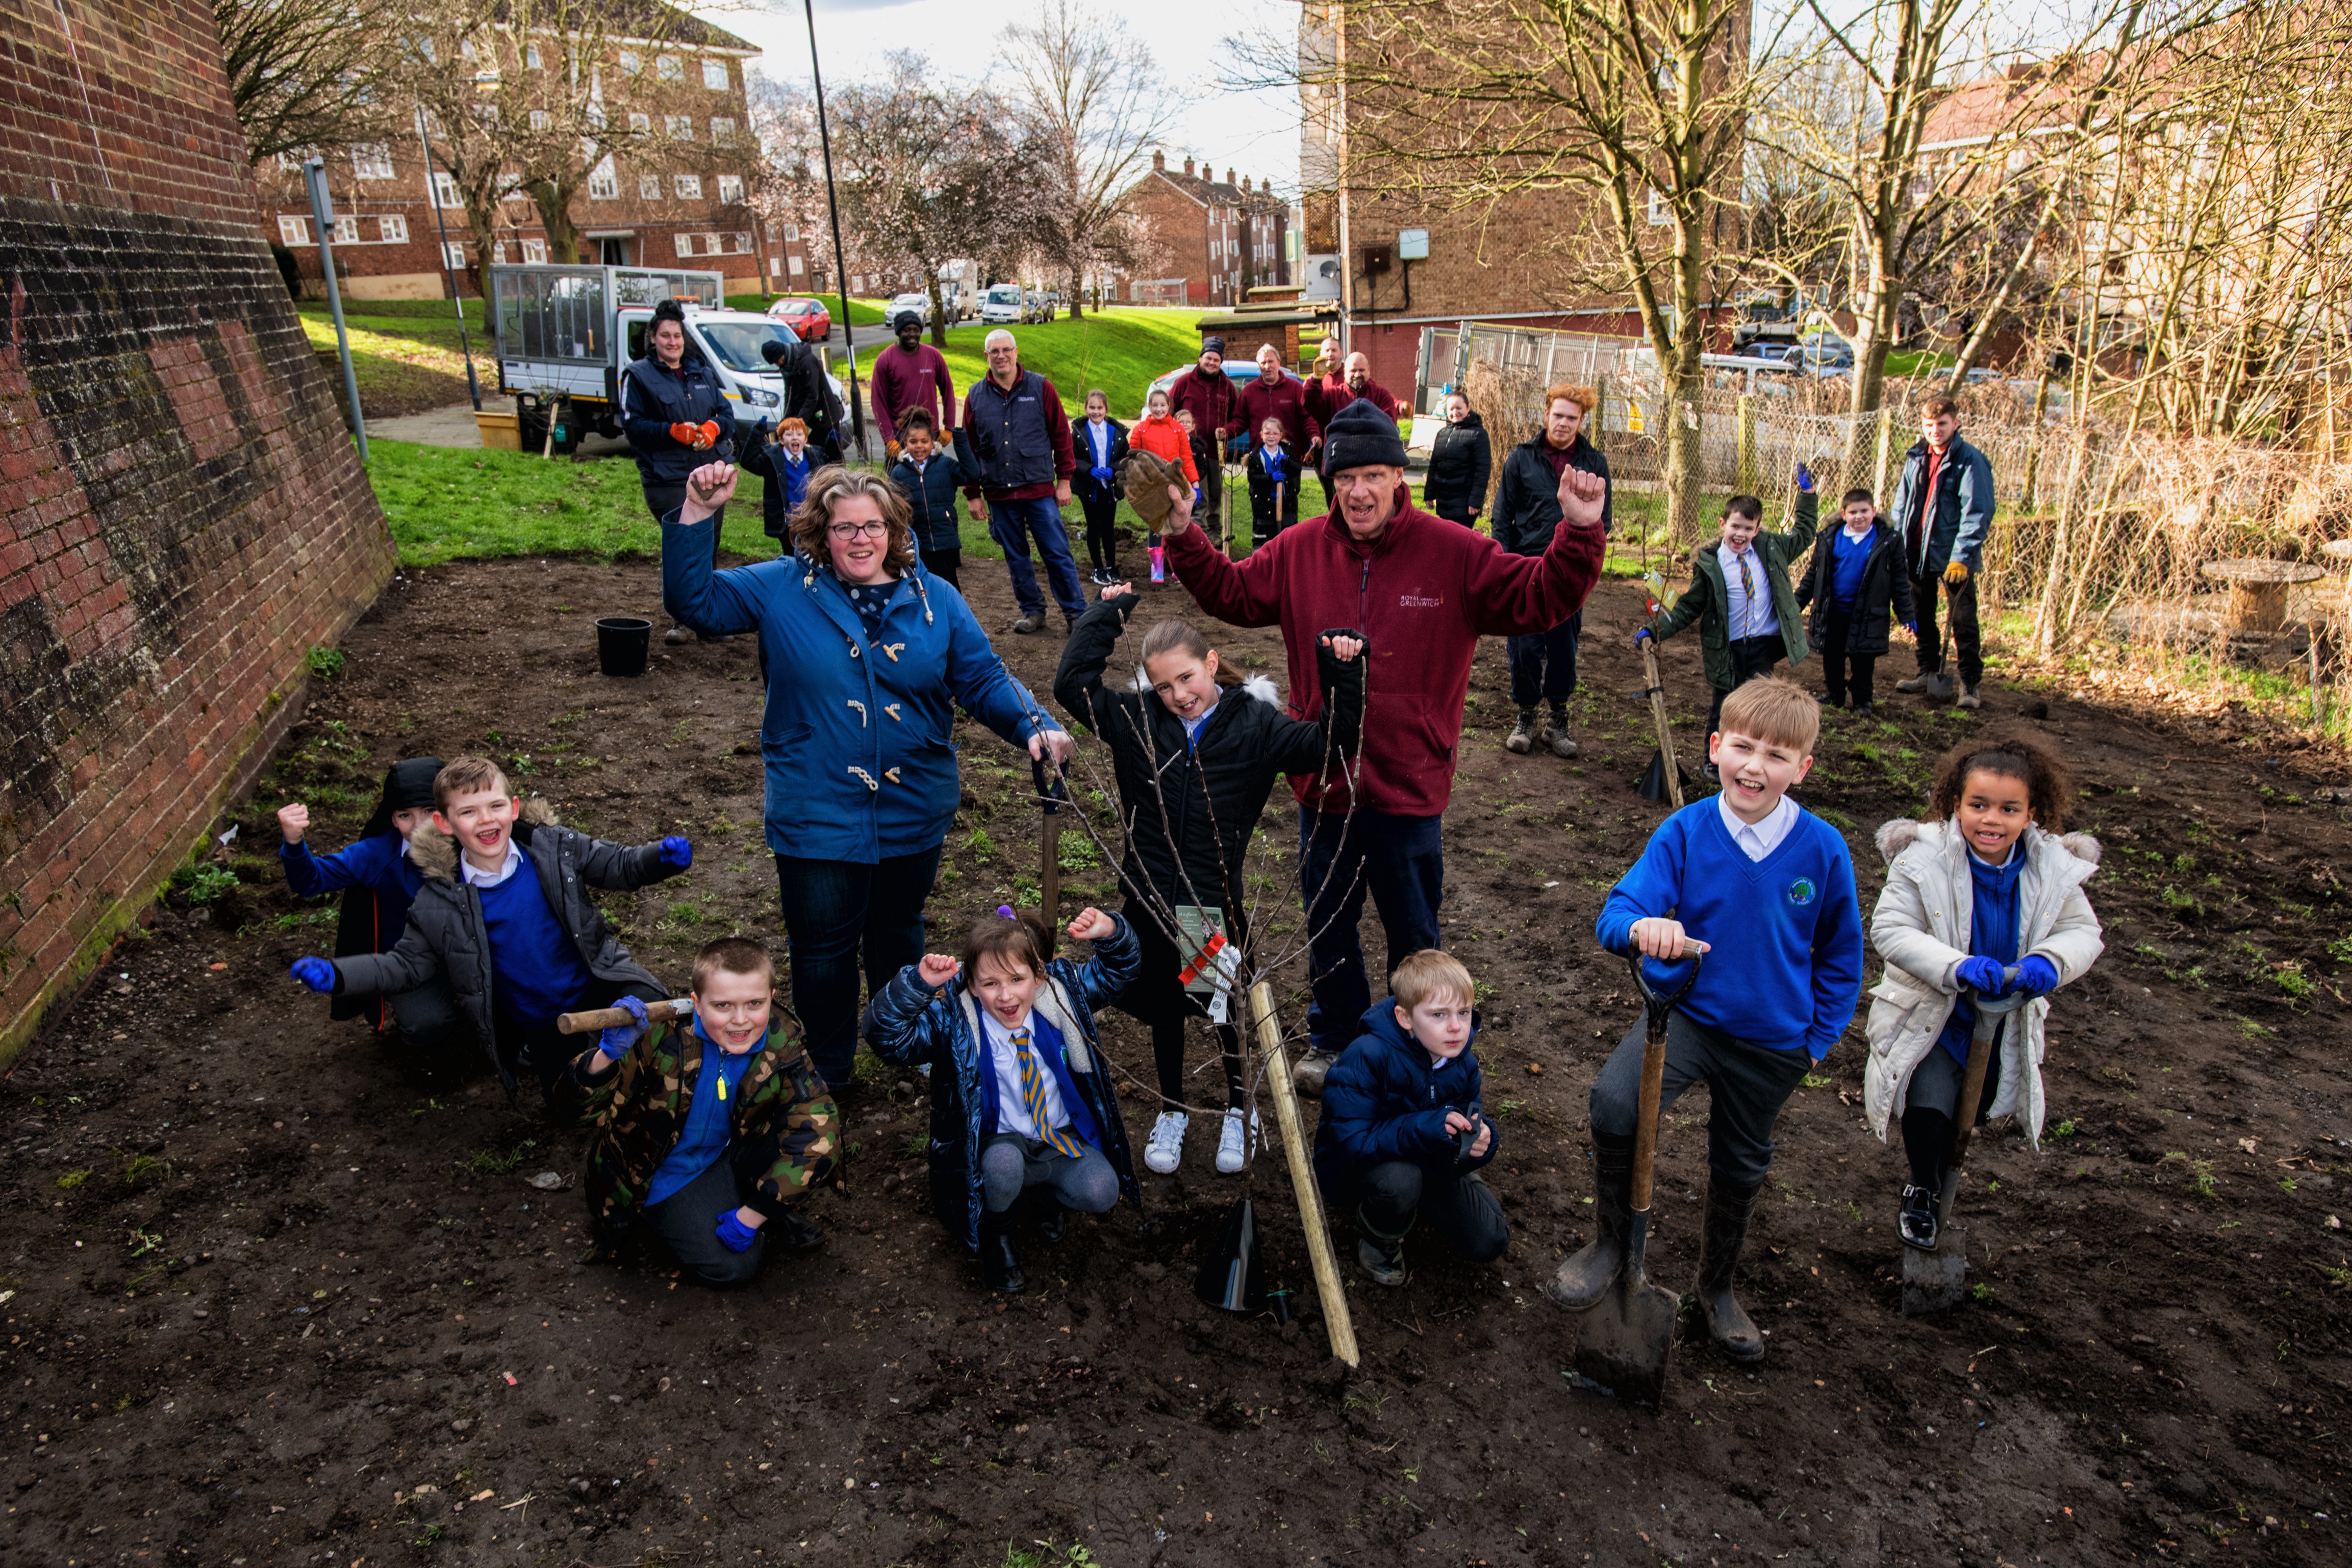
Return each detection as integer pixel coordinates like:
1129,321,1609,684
1029,1187,1068,1244
1544,1133,1634,1312
1697,1177,1766,1363
979,1205,1028,1295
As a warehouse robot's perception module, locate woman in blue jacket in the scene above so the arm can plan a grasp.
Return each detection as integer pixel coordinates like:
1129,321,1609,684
621,298,736,645
661,459,1073,1094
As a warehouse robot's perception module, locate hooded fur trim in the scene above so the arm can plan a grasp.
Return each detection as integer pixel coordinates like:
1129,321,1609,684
1874,815,2101,868
407,795,559,881
1124,669,1285,706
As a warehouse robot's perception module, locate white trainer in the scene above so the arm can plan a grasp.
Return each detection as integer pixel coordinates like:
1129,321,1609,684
1216,1106,1255,1174
1143,1110,1188,1175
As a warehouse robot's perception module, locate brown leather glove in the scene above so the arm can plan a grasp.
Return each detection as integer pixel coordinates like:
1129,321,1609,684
1120,451,1186,524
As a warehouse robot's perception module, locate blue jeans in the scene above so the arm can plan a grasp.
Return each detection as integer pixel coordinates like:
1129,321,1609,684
1507,610,1582,707
1297,807,1446,1054
775,847,944,1091
988,494,1087,620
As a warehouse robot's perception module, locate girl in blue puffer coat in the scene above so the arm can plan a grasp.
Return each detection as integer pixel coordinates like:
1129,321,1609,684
865,906,1142,1296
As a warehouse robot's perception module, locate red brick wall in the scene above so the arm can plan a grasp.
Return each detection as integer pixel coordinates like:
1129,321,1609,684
0,0,398,1061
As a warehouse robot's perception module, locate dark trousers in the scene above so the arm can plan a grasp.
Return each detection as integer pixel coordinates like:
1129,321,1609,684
1912,571,1983,686
1589,1009,1811,1186
1298,807,1445,1055
499,975,664,1112
644,1132,786,1288
385,978,463,1053
1333,1160,1509,1262
1117,901,1246,1111
775,847,944,1091
1704,635,1787,742
988,495,1086,620
1431,502,1477,527
1816,605,1877,707
1507,610,1582,708
1079,496,1121,574
920,547,962,590
1901,1021,2007,1190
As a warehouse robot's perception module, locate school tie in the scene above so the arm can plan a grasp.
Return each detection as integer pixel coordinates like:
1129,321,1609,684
1010,1026,1088,1159
1736,550,1757,639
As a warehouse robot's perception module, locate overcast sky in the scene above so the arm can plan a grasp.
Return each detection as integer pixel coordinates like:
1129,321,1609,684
719,0,1305,194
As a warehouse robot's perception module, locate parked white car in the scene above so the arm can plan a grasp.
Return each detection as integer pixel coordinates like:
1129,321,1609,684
977,283,1026,325
884,291,930,326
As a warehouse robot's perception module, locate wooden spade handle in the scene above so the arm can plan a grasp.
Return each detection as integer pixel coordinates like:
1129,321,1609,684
1641,638,1684,810
555,998,696,1035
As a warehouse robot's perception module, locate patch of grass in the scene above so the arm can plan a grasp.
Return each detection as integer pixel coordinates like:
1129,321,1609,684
56,1169,90,1191
166,861,240,905
305,645,346,679
2239,1017,2273,1041
2329,936,2352,967
459,1138,539,1177
1055,834,1101,871
120,1153,168,1190
2050,1119,2077,1139
965,826,998,863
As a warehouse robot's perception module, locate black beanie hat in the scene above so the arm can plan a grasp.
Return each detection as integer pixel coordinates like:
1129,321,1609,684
893,310,922,331
1318,397,1408,475
1200,335,1226,356
362,756,444,838
761,337,791,367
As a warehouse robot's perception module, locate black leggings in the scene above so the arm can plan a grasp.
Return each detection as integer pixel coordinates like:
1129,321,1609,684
1080,497,1121,574
1118,901,1246,1112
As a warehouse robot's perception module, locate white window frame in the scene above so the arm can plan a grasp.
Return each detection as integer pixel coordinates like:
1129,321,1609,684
787,254,805,275
628,111,650,134
277,215,310,246
529,109,551,133
588,156,619,200
379,213,409,243
717,173,743,205
522,238,549,264
333,215,360,245
665,115,693,141
673,172,702,200
784,223,799,242
710,117,736,145
640,173,664,200
619,49,641,75
432,171,462,209
492,241,508,264
655,54,682,81
442,241,467,268
675,233,694,258
702,58,729,90
350,143,394,180
526,42,543,69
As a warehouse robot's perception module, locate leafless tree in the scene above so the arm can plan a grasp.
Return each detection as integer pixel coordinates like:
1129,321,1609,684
212,0,402,163
994,0,1177,320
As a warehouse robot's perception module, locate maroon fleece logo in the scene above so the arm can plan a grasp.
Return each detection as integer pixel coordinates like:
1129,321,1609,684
1398,592,1445,609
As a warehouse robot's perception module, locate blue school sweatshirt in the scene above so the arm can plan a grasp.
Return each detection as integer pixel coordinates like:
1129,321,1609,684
645,1019,756,1206
1935,847,2026,1065
1596,800,1865,1058
1829,525,1874,611
476,851,593,1029
280,832,424,945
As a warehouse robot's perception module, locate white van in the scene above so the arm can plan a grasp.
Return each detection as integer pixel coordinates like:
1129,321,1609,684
978,283,1026,325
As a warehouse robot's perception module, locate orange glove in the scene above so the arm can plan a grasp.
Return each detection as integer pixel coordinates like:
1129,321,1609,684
669,422,699,446
1943,561,1971,586
696,421,721,450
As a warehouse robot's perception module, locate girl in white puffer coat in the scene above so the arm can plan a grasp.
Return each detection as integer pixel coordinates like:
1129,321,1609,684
1866,732,2104,1250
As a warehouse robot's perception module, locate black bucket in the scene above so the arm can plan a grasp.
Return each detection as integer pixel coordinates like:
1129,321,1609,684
595,616,652,677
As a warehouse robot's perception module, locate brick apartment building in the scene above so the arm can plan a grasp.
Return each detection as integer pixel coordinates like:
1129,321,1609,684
255,13,809,300
1112,151,1291,307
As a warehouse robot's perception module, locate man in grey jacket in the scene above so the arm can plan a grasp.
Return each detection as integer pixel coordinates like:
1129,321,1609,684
290,757,691,1110
1886,395,1996,709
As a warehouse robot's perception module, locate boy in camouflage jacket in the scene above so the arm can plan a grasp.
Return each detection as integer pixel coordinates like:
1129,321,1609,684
561,937,838,1287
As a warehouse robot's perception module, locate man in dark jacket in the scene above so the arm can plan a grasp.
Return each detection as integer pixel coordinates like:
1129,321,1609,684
1313,950,1505,1285
1168,337,1244,540
1490,384,1612,758
957,329,1083,634
1886,395,1996,709
1421,390,1492,526
290,758,691,1111
1163,398,1607,1087
758,335,843,463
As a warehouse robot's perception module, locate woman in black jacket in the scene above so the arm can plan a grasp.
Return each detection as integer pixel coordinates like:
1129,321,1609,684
1055,590,1365,1178
1421,391,1493,525
621,298,737,644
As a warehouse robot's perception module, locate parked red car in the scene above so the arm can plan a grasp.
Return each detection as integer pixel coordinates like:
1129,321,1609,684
765,296,832,342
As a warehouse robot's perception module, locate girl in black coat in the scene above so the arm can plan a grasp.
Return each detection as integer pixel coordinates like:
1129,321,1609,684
1421,393,1493,525
1055,590,1366,1177
1792,487,1918,714
1073,390,1131,583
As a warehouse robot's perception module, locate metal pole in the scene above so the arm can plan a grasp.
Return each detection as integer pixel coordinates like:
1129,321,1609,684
804,0,867,456
302,157,368,461
414,114,483,410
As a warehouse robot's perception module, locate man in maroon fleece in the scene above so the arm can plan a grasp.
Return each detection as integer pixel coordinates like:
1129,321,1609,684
1163,398,1607,1089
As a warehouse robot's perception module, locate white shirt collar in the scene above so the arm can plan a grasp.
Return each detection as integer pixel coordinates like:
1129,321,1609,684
1716,791,1798,863
460,838,524,888
1842,517,1874,539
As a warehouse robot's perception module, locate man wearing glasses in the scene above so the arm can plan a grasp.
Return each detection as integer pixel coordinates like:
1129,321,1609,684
955,329,1086,636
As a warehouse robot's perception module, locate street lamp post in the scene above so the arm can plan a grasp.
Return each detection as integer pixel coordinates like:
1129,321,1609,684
804,0,867,457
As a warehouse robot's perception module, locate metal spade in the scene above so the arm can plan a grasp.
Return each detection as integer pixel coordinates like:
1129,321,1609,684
1902,966,2025,1315
1573,942,1705,1406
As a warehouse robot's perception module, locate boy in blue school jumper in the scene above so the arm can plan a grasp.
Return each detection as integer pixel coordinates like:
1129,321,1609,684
737,417,818,544
1546,676,1863,1363
1792,485,1916,716
289,756,693,1112
1313,949,1507,1287
276,755,457,1052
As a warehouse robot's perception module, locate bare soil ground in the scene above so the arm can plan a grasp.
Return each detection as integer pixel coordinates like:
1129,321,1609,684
5,549,2349,1568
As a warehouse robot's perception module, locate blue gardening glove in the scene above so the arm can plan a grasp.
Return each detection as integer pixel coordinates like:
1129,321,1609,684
715,1210,760,1253
1266,452,1286,483
597,993,649,1061
291,956,337,993
1954,955,2007,995
1090,463,1112,484
1904,621,1919,635
1191,484,1202,506
1797,462,1814,493
659,835,693,869
1633,626,1653,645
2011,955,2060,996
